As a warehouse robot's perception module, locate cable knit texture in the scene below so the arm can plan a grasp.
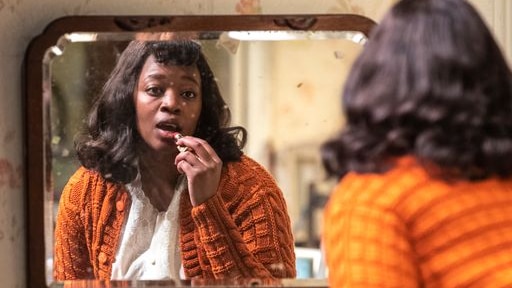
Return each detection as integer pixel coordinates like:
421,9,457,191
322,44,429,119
54,155,296,280
323,156,512,288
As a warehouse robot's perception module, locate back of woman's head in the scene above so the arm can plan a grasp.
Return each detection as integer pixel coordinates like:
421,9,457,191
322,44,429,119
322,0,512,180
76,40,246,183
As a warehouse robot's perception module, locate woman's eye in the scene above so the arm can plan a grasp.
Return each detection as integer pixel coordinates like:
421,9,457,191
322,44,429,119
146,86,163,96
181,91,197,99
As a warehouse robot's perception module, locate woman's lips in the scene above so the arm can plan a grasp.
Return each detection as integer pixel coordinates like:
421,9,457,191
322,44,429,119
157,129,189,152
155,123,189,152
158,129,178,139
156,122,179,139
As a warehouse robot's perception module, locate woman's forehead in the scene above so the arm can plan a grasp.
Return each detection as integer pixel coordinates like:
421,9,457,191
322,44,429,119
140,55,201,82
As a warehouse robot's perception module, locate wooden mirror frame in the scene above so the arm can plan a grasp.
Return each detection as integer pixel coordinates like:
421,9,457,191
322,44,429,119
24,14,376,288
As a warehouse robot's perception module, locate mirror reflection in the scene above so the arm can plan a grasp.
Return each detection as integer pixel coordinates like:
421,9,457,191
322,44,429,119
44,31,366,284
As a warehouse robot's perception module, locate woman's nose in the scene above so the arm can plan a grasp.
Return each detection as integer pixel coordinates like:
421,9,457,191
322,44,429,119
160,90,181,113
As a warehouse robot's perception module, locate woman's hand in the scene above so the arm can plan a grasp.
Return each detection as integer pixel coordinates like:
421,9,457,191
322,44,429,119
174,136,222,206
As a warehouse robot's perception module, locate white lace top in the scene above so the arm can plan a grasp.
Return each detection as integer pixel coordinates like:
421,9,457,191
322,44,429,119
110,173,187,280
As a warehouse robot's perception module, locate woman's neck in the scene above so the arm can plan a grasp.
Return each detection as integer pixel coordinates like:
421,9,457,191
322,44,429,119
137,149,180,212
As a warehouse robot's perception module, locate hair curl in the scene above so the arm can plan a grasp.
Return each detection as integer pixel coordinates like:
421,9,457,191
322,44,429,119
76,40,247,183
322,0,512,181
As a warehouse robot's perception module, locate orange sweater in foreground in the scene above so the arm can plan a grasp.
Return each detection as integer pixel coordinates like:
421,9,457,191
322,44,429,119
323,157,512,288
54,155,296,281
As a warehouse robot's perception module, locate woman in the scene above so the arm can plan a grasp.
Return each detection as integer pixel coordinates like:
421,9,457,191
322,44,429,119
54,39,296,281
321,0,512,287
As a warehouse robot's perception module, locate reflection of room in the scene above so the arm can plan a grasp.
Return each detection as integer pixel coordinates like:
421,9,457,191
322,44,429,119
47,33,363,282
224,38,363,247
50,34,363,243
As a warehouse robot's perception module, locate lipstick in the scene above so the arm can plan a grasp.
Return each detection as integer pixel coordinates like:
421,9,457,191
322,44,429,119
173,133,189,153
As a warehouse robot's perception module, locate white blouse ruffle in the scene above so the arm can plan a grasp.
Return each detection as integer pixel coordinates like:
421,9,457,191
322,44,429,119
110,172,186,280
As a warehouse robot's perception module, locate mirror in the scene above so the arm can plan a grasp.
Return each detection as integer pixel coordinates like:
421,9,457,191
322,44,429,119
25,15,376,288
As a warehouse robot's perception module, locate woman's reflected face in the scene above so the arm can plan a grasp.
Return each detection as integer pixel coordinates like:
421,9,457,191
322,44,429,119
134,55,202,153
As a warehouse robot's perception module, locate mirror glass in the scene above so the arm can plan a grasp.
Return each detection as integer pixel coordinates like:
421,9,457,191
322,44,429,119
37,25,369,286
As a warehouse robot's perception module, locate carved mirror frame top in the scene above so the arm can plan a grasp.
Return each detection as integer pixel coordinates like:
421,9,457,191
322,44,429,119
24,14,376,288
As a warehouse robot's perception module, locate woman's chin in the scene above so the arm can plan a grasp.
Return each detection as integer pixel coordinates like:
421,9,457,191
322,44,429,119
140,140,177,156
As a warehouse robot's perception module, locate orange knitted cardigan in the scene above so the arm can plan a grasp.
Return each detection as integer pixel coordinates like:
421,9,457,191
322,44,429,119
323,156,512,288
54,155,296,281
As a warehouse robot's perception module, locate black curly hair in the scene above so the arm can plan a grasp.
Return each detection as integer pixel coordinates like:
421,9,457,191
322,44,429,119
76,40,247,183
322,0,512,181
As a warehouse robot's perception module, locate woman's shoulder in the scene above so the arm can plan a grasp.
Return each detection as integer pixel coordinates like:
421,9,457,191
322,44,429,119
332,156,431,206
59,167,97,208
224,155,275,181
62,166,122,199
65,166,105,186
224,154,263,172
219,154,281,198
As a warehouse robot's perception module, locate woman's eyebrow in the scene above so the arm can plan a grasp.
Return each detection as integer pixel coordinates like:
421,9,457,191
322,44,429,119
180,74,200,86
143,73,167,81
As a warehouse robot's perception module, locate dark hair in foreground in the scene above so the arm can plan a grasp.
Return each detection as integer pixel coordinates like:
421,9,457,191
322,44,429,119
76,40,247,183
322,0,512,180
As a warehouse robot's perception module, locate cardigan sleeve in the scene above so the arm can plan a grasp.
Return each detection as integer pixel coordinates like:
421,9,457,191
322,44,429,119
184,156,296,279
322,180,420,288
54,167,94,280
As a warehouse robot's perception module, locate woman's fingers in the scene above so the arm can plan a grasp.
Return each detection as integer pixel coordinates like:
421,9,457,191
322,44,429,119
173,136,223,206
174,136,221,167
